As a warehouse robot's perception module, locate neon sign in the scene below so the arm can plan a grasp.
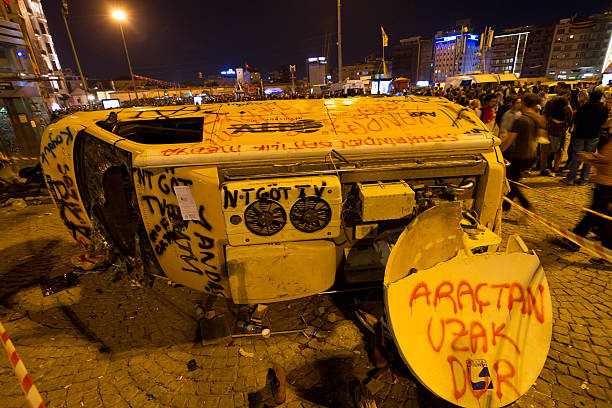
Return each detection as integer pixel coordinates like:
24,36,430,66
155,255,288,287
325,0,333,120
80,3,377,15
435,34,479,43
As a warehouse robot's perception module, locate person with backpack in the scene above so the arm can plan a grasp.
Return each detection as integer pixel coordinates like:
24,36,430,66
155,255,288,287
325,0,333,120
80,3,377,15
541,83,573,176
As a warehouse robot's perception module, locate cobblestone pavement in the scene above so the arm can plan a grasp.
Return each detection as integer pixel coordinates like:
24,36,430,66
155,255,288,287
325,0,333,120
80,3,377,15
0,173,610,408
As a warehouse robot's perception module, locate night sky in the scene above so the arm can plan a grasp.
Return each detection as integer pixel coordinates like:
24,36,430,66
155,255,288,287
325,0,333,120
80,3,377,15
42,0,608,83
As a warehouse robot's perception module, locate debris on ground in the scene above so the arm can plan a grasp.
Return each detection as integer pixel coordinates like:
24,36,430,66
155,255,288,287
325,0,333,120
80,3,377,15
8,311,27,321
70,254,107,271
1,199,27,209
146,393,155,400
248,304,268,327
304,326,328,339
581,380,589,390
186,359,197,371
40,272,80,296
236,320,261,333
199,314,231,345
24,197,52,206
238,348,255,358
327,313,338,323
353,381,377,408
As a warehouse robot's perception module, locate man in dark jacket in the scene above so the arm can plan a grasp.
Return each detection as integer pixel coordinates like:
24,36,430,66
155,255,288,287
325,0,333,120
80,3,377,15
562,90,609,185
541,83,572,175
501,93,547,210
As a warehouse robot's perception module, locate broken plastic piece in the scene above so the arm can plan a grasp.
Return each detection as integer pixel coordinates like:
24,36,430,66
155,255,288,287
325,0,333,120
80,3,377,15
8,311,27,322
236,320,261,333
268,365,287,405
186,359,197,371
40,272,80,296
238,348,255,358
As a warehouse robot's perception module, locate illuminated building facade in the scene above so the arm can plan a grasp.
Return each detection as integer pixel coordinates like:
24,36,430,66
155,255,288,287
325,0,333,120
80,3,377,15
0,0,67,107
432,33,480,81
307,57,327,86
546,10,612,80
489,28,530,76
392,36,433,85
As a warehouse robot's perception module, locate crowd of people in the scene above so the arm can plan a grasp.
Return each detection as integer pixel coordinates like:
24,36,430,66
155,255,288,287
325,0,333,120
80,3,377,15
455,80,612,256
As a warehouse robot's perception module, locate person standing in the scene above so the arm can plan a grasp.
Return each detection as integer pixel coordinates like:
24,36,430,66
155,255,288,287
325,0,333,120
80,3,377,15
500,96,522,138
501,93,547,210
541,83,573,175
469,99,482,119
496,94,512,129
562,90,609,185
482,94,497,131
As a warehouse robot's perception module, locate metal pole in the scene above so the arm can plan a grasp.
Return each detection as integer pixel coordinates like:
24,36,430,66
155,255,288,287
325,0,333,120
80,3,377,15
382,39,386,77
416,38,421,84
119,23,138,100
337,0,342,83
61,10,89,104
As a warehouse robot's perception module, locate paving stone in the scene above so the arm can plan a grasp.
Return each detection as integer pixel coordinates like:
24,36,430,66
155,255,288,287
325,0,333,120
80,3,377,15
587,372,609,388
591,344,611,357
533,380,552,397
596,364,612,377
557,374,581,390
586,384,609,401
591,336,610,348
554,333,571,345
577,359,597,373
551,384,575,404
574,394,595,408
568,366,586,380
560,353,578,366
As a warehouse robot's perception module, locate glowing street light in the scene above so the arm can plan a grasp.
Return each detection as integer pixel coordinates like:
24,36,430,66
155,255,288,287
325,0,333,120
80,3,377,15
112,10,138,100
111,10,126,21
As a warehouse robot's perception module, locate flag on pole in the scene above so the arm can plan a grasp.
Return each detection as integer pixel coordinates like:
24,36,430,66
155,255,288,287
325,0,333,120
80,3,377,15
381,27,388,47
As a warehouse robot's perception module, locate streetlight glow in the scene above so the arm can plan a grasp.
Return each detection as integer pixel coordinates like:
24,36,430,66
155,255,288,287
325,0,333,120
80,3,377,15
112,10,127,21
111,9,138,100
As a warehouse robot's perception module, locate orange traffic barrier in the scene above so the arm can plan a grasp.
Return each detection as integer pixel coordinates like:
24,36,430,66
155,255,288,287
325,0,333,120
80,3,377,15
507,179,612,221
504,197,612,262
0,321,46,408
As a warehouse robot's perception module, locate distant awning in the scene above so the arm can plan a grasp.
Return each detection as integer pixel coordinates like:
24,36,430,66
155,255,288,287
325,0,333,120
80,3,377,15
472,74,498,84
497,73,518,82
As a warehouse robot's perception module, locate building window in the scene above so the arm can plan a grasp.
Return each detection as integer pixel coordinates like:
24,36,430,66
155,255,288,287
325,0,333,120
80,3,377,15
40,24,47,35
46,42,53,54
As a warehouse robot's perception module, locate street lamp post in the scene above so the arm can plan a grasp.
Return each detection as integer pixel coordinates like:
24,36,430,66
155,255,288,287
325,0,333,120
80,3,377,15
337,0,342,83
61,1,90,105
112,10,138,100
